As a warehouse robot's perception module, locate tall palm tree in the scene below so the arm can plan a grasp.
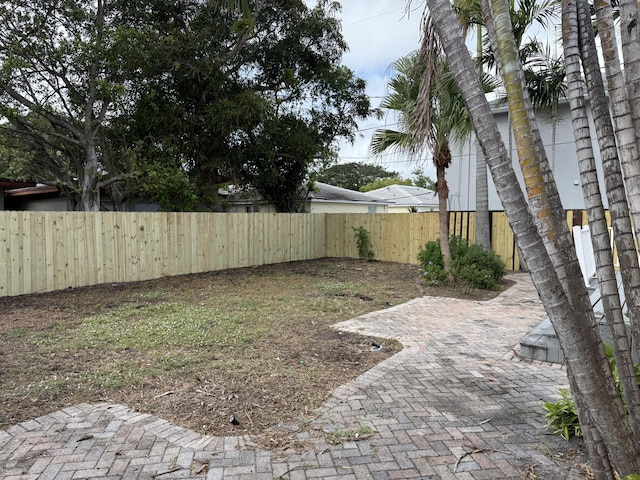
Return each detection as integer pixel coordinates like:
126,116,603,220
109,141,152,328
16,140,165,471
563,0,640,450
453,0,560,250
370,50,480,273
369,54,423,157
417,0,640,475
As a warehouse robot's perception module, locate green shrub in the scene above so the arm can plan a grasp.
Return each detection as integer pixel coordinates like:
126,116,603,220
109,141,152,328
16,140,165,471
416,238,446,285
416,236,506,289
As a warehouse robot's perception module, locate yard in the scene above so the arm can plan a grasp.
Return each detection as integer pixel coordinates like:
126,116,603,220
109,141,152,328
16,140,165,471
0,258,507,449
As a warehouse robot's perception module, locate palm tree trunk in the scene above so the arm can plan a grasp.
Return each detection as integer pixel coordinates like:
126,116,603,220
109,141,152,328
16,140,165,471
423,0,640,473
436,155,451,272
618,0,640,145
474,24,491,251
488,0,639,472
475,140,491,249
565,0,640,440
578,0,640,361
590,0,640,241
482,0,580,294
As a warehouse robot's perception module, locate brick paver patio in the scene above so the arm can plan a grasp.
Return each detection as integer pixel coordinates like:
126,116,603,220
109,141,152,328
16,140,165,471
0,273,588,479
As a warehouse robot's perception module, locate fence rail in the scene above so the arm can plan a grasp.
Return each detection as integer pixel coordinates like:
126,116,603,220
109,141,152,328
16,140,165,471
0,211,525,297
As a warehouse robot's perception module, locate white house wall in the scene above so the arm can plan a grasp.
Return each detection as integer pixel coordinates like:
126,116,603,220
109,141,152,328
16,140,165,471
447,102,608,211
309,202,388,214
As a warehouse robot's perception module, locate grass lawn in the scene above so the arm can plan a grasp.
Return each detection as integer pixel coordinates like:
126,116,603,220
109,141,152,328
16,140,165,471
0,258,507,448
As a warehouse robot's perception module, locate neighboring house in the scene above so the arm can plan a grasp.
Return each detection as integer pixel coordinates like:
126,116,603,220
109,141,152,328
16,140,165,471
0,178,36,210
2,181,159,211
364,184,438,213
219,186,277,213
307,182,390,213
4,184,68,211
222,182,391,213
447,99,605,212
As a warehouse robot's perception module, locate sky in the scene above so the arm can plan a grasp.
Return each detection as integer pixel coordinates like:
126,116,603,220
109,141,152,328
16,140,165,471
326,1,563,182
331,1,433,180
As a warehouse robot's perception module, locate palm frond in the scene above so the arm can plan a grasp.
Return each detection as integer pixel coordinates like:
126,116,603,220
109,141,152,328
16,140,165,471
370,128,420,156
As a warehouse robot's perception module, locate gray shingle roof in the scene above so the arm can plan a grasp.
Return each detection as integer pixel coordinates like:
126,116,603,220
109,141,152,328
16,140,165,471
364,185,438,206
311,183,391,204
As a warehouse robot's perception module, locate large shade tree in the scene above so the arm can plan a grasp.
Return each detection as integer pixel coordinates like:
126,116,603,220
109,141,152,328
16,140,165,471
314,162,399,191
416,0,640,476
0,0,374,212
0,0,139,210
120,0,373,212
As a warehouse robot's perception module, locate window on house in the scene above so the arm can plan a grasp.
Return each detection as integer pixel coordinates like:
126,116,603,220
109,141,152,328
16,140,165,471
368,206,377,213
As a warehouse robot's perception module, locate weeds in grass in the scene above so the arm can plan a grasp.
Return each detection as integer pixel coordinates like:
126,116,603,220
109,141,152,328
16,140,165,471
30,302,267,351
317,281,357,297
0,259,421,437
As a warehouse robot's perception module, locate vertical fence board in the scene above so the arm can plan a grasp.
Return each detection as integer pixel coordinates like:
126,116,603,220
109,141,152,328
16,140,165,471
44,214,56,292
104,213,118,283
26,213,39,294
9,212,21,295
83,213,97,288
0,213,7,296
21,212,32,294
491,212,519,271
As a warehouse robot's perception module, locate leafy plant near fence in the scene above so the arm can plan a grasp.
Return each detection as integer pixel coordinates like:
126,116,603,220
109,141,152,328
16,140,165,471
352,226,375,261
542,344,640,440
417,236,506,289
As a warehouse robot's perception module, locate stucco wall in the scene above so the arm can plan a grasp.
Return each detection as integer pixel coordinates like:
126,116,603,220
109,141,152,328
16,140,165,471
447,101,605,211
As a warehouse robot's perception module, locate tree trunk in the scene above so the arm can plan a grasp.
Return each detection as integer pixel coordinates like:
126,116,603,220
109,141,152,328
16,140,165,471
475,139,491,249
618,0,640,146
564,0,640,440
483,0,580,295
474,24,491,251
80,141,100,212
435,156,451,272
579,0,640,361
591,0,640,241
424,0,640,473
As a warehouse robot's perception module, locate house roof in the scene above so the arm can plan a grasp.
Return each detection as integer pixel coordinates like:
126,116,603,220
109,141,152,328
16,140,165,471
310,182,391,205
0,178,36,189
364,184,438,207
5,184,60,197
220,182,393,206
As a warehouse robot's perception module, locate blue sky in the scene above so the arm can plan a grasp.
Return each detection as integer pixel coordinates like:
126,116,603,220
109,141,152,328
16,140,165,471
332,1,433,179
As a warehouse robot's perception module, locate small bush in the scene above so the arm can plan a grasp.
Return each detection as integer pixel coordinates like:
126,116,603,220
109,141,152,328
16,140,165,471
416,239,446,285
541,389,581,440
353,226,374,261
417,236,506,289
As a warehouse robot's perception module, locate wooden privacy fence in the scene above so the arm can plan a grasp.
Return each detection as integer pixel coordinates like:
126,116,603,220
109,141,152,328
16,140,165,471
0,211,523,297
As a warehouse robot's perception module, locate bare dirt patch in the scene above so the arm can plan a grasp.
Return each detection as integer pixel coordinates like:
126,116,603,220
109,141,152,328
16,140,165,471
0,258,510,444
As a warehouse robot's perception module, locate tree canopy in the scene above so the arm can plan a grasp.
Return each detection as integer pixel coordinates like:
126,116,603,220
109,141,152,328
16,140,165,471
314,162,399,191
359,177,412,192
0,0,374,211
